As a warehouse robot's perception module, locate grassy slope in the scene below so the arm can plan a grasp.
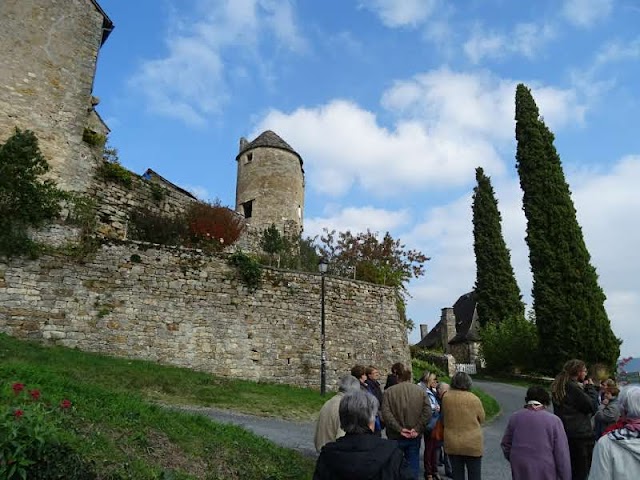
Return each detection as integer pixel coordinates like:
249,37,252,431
0,335,503,478
0,334,319,479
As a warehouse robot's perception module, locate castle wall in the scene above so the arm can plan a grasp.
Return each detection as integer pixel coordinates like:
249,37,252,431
0,0,106,192
90,175,196,239
235,147,304,234
0,244,410,389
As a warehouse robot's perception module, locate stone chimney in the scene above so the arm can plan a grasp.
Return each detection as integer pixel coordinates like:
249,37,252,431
440,307,456,353
420,324,429,339
239,137,248,152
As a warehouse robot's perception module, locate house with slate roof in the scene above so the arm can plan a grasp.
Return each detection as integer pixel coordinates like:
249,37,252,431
415,291,482,364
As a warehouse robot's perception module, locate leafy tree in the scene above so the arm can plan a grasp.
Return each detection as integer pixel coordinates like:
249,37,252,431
260,224,285,266
479,315,538,373
515,84,620,373
0,129,64,257
472,167,524,326
317,229,429,290
318,229,429,332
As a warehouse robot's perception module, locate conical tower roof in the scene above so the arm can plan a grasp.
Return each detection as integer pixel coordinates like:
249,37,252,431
237,130,302,166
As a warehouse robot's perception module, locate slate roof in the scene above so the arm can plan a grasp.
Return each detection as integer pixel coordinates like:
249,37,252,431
414,291,479,348
414,322,443,349
449,291,479,344
237,130,303,167
142,169,197,200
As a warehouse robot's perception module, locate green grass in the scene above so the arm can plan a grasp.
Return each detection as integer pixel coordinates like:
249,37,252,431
0,334,319,479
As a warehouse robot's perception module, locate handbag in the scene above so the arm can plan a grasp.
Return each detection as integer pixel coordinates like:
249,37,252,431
431,419,444,441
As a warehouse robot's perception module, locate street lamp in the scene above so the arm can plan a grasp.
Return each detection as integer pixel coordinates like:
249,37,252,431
319,257,328,395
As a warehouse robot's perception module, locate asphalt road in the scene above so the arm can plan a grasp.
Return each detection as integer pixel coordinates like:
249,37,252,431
179,380,529,478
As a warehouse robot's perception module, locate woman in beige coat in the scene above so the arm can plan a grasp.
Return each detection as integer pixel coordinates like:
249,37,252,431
442,372,485,480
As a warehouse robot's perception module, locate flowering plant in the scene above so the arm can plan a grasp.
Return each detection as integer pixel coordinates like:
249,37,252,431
0,382,73,479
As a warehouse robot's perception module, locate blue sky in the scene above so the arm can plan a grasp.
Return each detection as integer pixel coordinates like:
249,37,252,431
94,0,640,357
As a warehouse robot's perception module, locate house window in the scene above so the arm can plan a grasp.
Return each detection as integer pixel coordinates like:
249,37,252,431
242,200,253,219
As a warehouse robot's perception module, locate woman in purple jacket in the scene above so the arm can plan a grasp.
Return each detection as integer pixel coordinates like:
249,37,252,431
501,386,571,480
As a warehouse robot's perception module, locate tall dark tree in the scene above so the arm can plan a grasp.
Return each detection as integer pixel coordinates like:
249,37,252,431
515,84,620,373
472,167,524,327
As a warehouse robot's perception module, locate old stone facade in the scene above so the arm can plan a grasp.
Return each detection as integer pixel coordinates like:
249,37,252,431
0,0,113,192
0,0,412,389
0,244,409,388
235,132,305,236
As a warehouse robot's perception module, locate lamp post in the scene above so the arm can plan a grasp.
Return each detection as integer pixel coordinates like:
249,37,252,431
319,258,328,396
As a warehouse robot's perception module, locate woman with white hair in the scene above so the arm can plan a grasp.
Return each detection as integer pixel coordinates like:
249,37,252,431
313,390,413,479
588,385,640,479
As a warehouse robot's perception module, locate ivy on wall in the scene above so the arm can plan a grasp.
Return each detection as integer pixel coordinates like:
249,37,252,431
0,129,64,257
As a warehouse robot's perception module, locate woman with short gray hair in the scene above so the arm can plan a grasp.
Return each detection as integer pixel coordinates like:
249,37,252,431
588,385,640,479
313,391,413,479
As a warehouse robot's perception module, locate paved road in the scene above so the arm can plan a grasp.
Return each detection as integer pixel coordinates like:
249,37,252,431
474,380,527,479
178,380,528,477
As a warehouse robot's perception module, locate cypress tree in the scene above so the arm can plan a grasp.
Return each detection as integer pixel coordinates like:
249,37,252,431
514,84,620,373
472,167,524,327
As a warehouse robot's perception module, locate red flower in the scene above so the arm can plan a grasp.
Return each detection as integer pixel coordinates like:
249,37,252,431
60,399,72,410
29,389,41,401
14,409,24,419
12,383,25,395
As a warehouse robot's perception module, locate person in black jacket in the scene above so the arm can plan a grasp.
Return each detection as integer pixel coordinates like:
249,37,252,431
313,390,413,480
552,359,599,480
385,362,405,390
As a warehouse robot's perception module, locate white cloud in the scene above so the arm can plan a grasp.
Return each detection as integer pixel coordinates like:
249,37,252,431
359,0,438,28
563,0,613,27
594,37,640,66
381,68,585,139
130,0,306,125
464,22,556,64
254,69,585,197
406,155,640,357
256,98,504,197
305,206,411,238
184,185,210,201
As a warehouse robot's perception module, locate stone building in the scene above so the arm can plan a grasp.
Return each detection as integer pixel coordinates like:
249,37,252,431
0,0,113,192
415,291,482,364
0,0,412,389
235,131,305,237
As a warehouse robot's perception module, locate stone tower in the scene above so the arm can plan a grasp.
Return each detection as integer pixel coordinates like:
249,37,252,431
0,0,113,192
235,131,305,235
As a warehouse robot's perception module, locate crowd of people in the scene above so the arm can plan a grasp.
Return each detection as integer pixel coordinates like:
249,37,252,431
312,359,640,480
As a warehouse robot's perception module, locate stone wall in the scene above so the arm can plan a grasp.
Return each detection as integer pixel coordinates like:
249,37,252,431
90,174,196,240
0,0,108,192
0,243,410,389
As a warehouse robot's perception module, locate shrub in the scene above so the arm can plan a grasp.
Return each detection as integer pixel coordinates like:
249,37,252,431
128,207,187,246
82,128,106,148
480,315,539,373
0,382,94,480
0,129,64,257
96,144,133,188
228,250,262,291
185,200,246,252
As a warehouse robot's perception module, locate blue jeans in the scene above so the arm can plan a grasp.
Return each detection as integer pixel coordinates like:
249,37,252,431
396,437,421,479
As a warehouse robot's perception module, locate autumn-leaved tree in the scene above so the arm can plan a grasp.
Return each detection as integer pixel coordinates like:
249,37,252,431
515,83,620,373
318,229,429,330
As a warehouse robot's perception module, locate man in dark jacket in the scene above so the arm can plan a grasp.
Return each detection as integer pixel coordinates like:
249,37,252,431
314,391,413,480
552,359,599,480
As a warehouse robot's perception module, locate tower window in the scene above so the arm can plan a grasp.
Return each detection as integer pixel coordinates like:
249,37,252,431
242,200,253,219
245,152,253,164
